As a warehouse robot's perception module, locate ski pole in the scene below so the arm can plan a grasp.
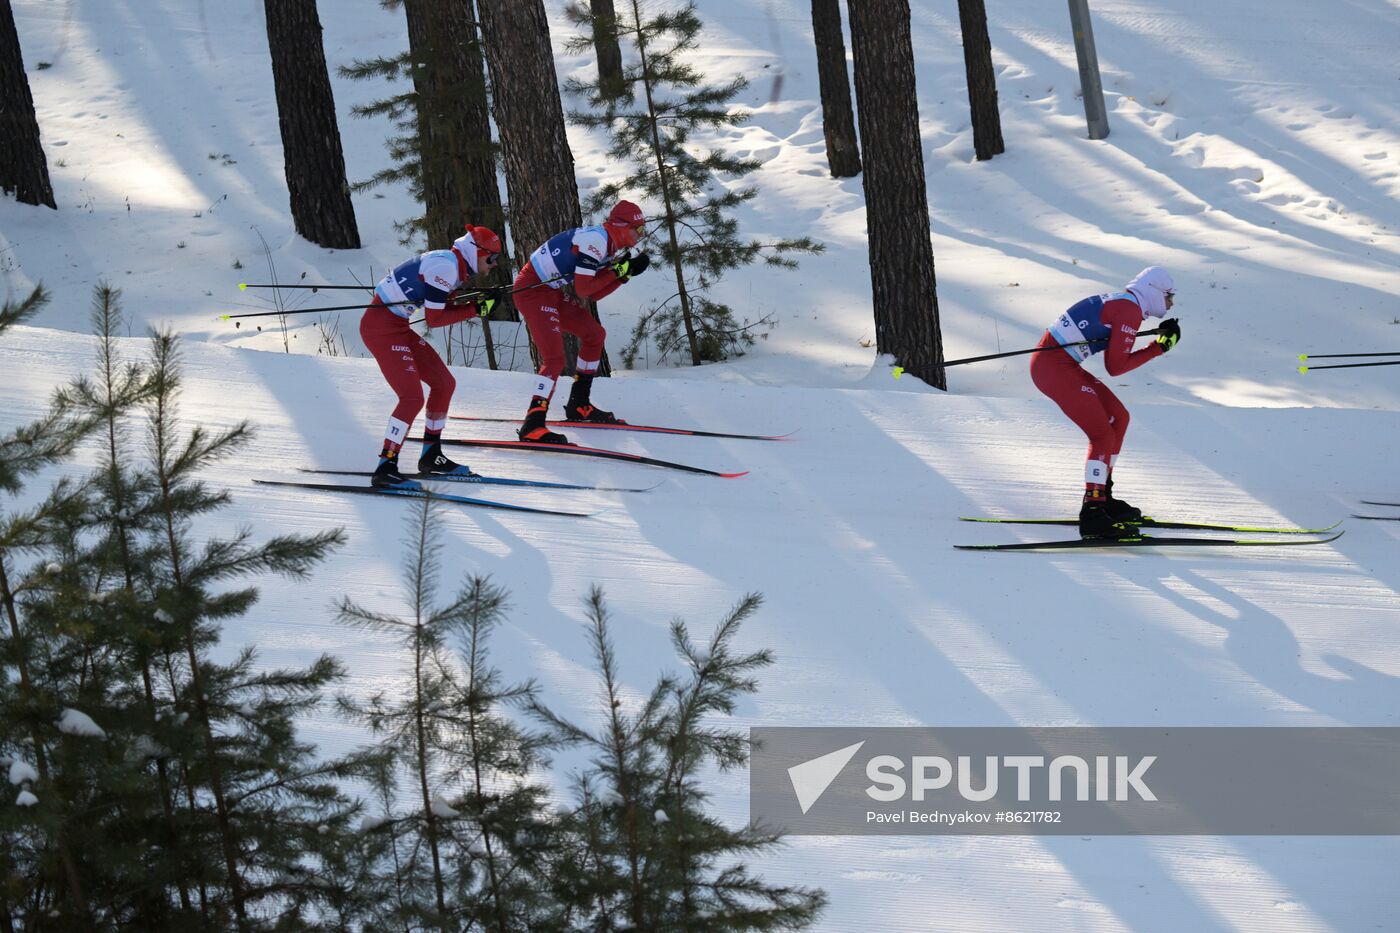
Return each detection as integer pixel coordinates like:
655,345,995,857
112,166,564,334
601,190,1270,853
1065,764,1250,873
1298,359,1400,373
943,328,1160,368
219,285,511,321
238,283,375,291
1298,351,1400,361
218,299,427,321
222,256,632,323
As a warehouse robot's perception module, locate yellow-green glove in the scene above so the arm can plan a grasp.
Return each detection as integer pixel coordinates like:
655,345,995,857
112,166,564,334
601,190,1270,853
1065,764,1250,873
1155,317,1180,352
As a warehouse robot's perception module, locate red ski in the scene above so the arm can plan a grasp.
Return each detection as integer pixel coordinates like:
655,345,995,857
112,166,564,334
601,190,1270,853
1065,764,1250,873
448,415,792,441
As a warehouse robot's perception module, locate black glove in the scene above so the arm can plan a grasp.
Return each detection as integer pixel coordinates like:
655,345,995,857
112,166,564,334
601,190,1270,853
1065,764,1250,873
1155,317,1180,352
615,251,650,281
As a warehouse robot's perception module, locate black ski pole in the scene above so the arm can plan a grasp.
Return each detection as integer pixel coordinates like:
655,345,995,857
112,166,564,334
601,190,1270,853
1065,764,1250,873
942,328,1160,368
1298,351,1400,361
238,283,375,291
219,299,426,321
1298,359,1400,373
223,256,633,324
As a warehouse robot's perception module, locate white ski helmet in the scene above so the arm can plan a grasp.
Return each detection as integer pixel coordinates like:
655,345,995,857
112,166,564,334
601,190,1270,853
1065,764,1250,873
1126,266,1175,318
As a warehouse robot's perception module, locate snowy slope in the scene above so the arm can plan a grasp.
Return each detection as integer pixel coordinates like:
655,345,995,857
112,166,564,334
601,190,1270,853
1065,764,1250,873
4,0,1400,930
5,325,1399,931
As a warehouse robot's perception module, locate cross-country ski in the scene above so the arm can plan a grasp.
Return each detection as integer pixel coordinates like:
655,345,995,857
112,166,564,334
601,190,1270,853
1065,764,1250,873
954,531,1345,552
447,414,793,441
412,436,749,478
297,467,659,493
960,516,1344,534
251,479,598,518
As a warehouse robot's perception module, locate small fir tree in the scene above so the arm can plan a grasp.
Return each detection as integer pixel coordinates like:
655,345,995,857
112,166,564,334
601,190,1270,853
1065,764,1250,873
0,284,105,926
534,588,826,930
2,289,361,928
337,496,566,932
564,1,822,367
140,329,353,928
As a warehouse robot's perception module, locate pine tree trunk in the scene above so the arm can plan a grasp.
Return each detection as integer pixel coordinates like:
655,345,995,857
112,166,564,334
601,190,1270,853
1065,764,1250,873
0,559,90,919
957,0,1005,161
477,0,611,376
403,0,503,250
262,0,360,249
847,0,945,389
150,377,251,930
810,0,860,178
413,624,449,927
590,0,625,99
0,0,56,209
629,0,702,366
404,0,513,366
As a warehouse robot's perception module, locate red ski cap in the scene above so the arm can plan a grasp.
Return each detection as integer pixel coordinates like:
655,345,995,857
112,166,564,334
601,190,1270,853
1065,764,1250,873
606,200,645,231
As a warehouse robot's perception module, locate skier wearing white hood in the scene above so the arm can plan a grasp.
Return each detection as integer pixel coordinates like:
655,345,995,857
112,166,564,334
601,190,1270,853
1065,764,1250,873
1029,266,1180,539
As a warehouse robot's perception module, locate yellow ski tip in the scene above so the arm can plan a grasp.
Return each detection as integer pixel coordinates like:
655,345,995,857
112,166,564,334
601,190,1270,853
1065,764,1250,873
1296,353,1308,362
219,314,231,321
237,283,247,290
1298,365,1309,374
892,366,905,380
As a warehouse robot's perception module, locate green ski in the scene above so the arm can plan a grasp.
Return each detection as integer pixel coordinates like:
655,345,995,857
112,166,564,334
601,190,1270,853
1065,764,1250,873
954,532,1344,552
959,516,1342,534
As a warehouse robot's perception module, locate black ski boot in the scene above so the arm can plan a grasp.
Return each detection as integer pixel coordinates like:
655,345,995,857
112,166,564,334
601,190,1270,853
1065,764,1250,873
417,441,468,477
371,451,413,488
1079,498,1134,539
518,401,571,445
564,375,626,424
1104,477,1143,523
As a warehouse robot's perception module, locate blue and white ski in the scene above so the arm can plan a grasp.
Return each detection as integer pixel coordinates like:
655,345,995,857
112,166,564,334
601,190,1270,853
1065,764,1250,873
298,467,657,493
253,479,597,518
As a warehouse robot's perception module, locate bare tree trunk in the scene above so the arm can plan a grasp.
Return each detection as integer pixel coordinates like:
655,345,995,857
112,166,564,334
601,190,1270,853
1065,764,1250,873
403,0,512,367
810,0,860,178
402,0,503,250
478,0,610,376
847,0,945,389
956,0,1005,160
461,0,515,358
590,0,625,99
263,0,360,248
0,0,56,208
0,559,89,921
629,0,701,365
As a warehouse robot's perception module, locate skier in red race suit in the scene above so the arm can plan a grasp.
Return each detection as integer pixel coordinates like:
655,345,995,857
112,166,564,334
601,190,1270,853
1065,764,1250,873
1029,266,1180,539
361,225,502,488
512,200,650,445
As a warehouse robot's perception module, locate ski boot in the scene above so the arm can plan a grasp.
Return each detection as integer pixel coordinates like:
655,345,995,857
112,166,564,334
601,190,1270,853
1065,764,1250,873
1104,477,1143,523
564,374,626,424
1079,499,1134,540
418,441,469,477
518,401,571,445
371,451,414,489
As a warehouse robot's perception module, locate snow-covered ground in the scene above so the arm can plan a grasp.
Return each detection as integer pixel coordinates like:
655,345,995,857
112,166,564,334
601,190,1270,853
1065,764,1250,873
4,0,1400,930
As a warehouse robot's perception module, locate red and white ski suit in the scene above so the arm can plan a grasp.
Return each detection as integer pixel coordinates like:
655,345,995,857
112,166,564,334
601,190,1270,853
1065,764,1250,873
513,224,629,400
360,249,484,451
1029,296,1164,485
